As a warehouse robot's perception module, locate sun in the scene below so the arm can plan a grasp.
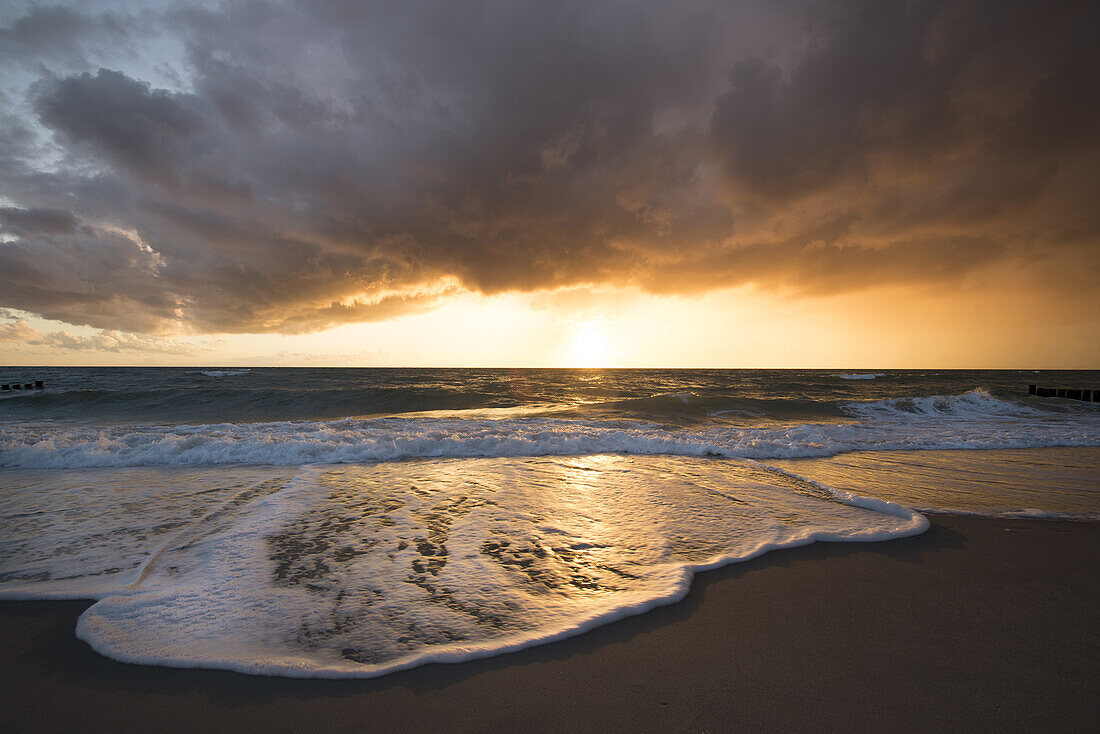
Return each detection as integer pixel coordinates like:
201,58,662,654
567,321,613,368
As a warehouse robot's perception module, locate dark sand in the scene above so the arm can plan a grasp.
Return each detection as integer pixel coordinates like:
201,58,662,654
1,514,1097,733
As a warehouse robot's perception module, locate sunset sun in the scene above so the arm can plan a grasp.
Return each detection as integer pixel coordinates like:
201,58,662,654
567,321,613,367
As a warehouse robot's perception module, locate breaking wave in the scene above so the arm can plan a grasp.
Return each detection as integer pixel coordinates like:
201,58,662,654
2,391,1095,469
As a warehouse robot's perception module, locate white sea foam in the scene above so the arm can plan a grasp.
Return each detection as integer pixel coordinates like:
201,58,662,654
0,456,926,677
200,369,251,377
842,388,1048,419
0,466,297,599
1,389,1095,469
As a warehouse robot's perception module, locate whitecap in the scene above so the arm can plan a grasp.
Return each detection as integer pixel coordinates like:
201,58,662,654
200,369,251,377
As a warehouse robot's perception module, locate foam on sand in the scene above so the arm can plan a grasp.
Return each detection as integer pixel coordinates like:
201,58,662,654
1,455,926,678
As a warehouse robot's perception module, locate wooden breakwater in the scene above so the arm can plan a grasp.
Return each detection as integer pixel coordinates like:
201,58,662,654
1,380,44,391
1029,385,1097,401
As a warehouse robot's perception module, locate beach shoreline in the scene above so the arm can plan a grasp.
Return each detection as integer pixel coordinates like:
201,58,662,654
1,513,1097,733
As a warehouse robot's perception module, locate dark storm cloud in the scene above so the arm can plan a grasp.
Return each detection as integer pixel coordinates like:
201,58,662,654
0,222,179,332
0,205,79,234
33,69,203,184
711,2,1100,202
0,0,1095,334
0,5,129,67
709,0,1100,268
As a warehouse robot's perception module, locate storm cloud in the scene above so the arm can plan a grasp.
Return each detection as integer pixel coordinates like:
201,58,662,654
0,0,1096,334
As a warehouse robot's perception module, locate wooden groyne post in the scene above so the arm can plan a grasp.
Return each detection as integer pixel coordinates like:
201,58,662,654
1,380,45,391
1029,385,1097,401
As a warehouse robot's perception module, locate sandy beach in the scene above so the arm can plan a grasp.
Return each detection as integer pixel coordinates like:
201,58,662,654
3,0,1097,726
1,513,1096,733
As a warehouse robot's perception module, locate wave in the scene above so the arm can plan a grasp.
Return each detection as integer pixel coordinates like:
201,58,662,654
2,390,1095,469
1,456,927,678
836,373,885,380
5,369,1093,432
0,383,512,423
590,392,846,421
0,384,850,424
842,388,1051,419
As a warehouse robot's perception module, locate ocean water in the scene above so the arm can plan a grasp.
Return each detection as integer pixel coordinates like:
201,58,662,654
1,368,1097,677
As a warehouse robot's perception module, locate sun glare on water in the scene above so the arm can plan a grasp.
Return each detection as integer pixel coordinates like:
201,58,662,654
567,321,613,368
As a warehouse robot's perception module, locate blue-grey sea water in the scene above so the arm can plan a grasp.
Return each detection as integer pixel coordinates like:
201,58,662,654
1,368,1097,677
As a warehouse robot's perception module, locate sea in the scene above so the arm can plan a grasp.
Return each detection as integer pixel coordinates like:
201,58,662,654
1,367,1097,678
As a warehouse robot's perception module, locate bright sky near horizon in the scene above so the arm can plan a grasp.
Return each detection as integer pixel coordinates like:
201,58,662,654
0,1,1097,367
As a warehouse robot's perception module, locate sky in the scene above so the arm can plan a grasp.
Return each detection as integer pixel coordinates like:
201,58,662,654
0,0,1097,368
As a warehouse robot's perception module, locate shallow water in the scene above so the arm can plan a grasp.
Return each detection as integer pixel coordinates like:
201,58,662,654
768,447,1100,519
0,367,1096,677
3,455,924,677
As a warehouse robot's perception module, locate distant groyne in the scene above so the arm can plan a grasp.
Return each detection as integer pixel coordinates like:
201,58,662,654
1029,385,1097,401
1,380,44,391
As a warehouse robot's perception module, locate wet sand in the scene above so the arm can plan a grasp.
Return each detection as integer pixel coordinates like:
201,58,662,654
1,514,1097,733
